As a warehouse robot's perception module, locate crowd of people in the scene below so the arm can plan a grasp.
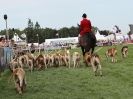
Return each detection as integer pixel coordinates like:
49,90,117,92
0,37,17,48
0,37,7,47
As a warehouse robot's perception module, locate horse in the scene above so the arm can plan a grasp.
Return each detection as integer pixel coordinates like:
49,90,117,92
77,24,96,56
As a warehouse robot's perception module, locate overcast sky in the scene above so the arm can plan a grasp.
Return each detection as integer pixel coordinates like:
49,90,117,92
0,0,132,33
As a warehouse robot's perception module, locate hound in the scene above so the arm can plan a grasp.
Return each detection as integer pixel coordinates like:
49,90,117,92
35,54,45,70
18,55,28,68
11,67,26,94
26,53,35,72
121,46,128,58
64,49,71,68
53,53,61,67
9,58,19,72
72,52,81,68
105,48,117,63
48,54,54,67
84,52,102,76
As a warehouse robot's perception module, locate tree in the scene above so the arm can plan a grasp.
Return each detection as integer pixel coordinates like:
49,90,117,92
35,21,40,29
12,28,23,40
58,27,70,38
26,19,35,43
69,26,79,37
92,26,99,34
0,28,21,39
34,21,41,43
99,30,110,36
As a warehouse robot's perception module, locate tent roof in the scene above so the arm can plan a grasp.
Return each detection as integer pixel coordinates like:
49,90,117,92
95,30,106,40
12,34,24,42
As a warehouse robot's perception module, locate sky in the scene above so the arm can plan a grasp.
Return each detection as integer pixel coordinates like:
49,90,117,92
0,0,133,33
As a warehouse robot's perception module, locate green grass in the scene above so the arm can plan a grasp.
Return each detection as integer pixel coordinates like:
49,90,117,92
0,44,133,99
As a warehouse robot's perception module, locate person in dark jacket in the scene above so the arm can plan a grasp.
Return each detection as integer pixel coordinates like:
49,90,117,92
30,43,35,53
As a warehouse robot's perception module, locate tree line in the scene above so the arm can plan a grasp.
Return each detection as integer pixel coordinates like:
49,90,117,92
0,19,81,43
0,19,131,43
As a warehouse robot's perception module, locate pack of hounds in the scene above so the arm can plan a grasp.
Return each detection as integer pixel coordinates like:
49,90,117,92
6,45,128,94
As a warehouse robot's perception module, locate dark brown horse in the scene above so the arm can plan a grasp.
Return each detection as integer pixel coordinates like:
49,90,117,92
78,24,96,56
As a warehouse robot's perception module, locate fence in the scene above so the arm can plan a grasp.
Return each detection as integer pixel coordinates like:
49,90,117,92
0,47,13,72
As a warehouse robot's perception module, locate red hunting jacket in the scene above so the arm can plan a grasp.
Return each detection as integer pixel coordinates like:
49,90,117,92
80,18,92,36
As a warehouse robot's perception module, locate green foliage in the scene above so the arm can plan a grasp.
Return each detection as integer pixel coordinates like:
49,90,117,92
0,45,133,99
0,18,110,43
58,27,70,38
0,19,82,43
26,19,35,43
0,28,22,39
35,22,40,29
92,26,99,34
99,30,111,36
67,26,79,37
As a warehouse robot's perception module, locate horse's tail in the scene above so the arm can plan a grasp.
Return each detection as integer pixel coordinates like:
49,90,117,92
90,33,97,54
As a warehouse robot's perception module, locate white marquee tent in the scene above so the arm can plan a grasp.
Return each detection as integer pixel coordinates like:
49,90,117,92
106,34,115,40
12,34,26,45
95,30,107,40
45,37,78,45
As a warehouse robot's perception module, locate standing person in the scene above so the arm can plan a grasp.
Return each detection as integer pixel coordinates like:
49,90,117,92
10,40,15,48
0,37,7,47
79,13,96,57
30,43,35,54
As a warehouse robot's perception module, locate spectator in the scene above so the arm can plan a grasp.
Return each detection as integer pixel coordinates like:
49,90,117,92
30,43,35,53
10,39,15,48
0,37,7,47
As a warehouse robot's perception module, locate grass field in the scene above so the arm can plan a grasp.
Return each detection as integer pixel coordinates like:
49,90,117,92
0,44,133,99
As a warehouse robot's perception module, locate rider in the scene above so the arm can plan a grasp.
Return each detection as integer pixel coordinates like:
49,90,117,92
79,13,96,56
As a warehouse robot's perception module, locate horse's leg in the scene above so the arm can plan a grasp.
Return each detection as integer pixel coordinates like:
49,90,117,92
90,33,96,54
84,44,91,54
84,34,91,54
81,46,85,56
